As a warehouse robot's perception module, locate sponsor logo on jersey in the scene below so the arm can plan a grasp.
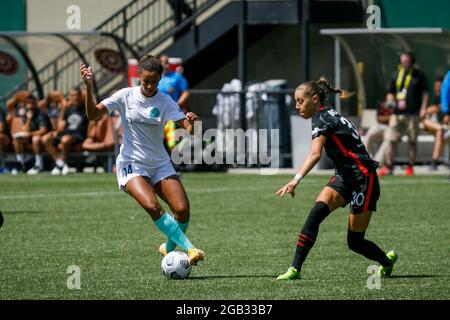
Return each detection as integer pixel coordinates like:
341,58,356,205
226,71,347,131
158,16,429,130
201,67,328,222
328,109,338,117
126,117,158,127
150,107,160,118
312,127,321,136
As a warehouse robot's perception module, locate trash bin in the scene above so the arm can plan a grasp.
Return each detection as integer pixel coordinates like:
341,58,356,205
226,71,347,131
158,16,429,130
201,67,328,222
259,79,292,168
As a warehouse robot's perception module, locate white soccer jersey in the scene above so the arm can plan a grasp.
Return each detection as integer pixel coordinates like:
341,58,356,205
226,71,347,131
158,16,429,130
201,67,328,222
101,86,186,167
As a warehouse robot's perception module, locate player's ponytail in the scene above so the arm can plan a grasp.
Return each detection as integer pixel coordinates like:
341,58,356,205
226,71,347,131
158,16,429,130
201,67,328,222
297,77,354,103
317,77,342,95
318,77,355,101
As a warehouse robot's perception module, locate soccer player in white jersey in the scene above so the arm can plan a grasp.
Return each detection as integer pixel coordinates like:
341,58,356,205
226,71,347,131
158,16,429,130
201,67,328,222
80,55,204,266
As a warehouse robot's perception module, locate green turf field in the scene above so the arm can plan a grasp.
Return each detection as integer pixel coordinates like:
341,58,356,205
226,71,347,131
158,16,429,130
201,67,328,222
0,173,449,299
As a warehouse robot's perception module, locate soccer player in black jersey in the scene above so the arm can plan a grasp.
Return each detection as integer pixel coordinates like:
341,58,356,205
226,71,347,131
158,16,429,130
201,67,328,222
276,78,398,280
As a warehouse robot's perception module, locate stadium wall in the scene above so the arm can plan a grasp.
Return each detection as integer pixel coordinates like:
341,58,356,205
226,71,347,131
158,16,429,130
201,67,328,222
376,0,450,29
26,0,127,32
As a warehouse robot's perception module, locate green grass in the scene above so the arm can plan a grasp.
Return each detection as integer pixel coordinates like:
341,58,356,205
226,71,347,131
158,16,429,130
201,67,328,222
0,173,449,299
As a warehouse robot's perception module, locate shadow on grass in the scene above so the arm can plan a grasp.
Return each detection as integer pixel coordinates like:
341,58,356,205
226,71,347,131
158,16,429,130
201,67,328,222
188,275,277,280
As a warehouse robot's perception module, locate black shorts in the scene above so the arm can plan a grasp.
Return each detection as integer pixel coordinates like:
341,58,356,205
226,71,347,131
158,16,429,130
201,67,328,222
54,132,85,146
326,172,380,214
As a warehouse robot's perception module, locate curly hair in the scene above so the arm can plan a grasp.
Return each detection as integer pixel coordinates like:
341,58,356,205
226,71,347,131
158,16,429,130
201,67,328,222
138,54,164,75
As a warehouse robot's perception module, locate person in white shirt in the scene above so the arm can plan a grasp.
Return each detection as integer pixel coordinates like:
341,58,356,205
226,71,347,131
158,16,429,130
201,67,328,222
80,55,204,266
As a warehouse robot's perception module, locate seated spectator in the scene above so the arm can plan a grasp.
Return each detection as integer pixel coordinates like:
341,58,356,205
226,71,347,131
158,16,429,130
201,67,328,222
0,107,11,170
6,90,30,114
9,94,52,174
42,88,88,175
364,101,393,166
422,76,450,170
38,90,67,133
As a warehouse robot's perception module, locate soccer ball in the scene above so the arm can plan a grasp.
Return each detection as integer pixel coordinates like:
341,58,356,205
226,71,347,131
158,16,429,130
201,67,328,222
161,251,192,280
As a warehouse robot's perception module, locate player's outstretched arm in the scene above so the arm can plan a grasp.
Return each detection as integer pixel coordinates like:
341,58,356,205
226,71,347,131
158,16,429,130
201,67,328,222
80,64,107,121
276,135,326,198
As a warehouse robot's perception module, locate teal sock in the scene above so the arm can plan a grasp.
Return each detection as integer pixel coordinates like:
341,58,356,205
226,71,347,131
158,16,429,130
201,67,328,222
154,213,193,252
166,220,189,253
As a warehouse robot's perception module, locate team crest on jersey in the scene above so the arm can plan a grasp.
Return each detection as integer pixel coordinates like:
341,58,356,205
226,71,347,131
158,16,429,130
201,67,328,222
149,107,160,118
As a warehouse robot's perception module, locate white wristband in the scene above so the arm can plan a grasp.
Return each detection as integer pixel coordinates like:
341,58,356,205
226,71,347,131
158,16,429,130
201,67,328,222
294,174,303,183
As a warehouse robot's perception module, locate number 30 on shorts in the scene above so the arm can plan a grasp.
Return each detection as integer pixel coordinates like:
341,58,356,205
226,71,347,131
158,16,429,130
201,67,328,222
121,164,133,177
351,191,365,207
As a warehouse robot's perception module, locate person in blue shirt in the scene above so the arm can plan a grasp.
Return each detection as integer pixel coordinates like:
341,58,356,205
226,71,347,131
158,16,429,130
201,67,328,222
158,54,190,110
441,70,450,120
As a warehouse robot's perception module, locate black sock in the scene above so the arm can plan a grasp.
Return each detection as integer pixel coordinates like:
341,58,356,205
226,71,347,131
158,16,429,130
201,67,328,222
292,201,330,271
347,230,391,267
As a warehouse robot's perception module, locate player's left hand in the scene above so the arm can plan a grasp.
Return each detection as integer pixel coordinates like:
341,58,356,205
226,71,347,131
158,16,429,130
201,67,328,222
275,180,298,198
186,112,199,122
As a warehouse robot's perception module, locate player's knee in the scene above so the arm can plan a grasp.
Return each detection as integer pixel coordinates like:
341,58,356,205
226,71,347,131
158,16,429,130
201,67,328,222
347,230,365,253
172,202,190,221
301,201,330,236
143,201,163,216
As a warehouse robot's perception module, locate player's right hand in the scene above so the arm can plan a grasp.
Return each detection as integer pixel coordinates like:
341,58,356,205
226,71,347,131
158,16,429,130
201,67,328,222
80,64,93,85
275,180,298,198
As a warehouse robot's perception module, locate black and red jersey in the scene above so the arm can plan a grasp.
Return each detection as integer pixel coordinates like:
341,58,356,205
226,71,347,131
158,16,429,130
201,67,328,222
311,106,378,179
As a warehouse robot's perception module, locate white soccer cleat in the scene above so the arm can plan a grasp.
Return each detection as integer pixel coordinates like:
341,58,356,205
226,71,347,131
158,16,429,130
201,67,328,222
27,167,40,175
51,166,61,175
61,164,69,176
